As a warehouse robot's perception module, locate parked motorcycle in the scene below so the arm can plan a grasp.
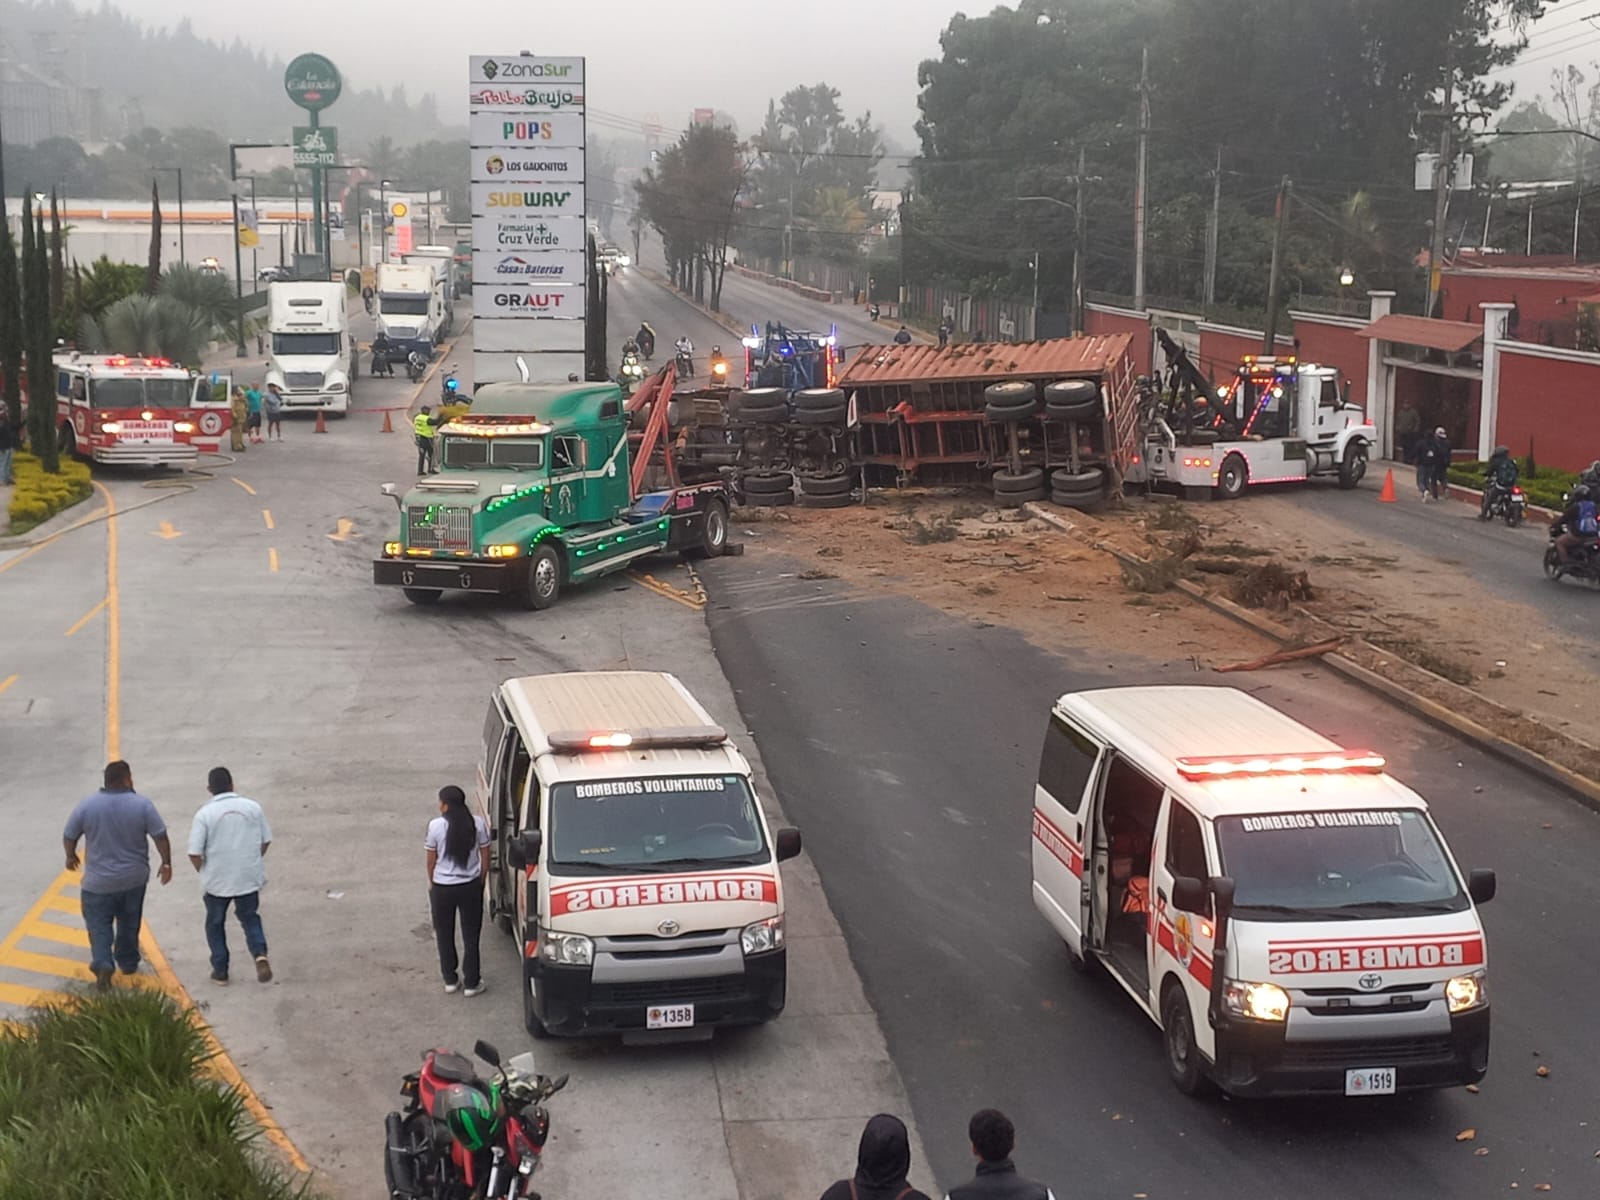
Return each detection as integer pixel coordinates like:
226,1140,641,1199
1479,483,1527,527
385,1039,568,1200
441,365,464,404
406,351,428,384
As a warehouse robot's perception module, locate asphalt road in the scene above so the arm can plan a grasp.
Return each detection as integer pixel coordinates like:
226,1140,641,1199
697,544,1600,1198
0,306,927,1200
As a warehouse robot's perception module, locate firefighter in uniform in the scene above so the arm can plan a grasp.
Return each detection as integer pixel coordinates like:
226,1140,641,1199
413,406,440,475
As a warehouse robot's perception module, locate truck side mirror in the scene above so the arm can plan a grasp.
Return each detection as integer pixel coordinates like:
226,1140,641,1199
380,482,401,510
1468,868,1497,905
774,827,802,862
1171,875,1208,914
507,829,542,871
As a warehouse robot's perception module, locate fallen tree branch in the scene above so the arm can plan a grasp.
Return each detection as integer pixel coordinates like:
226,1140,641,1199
1213,637,1344,673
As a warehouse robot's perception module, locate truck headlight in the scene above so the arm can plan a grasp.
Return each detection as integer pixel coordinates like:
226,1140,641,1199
740,916,784,956
98,421,122,434
540,930,593,966
173,421,195,433
486,544,521,559
384,541,402,556
1446,971,1487,1014
329,381,347,393
1222,979,1290,1022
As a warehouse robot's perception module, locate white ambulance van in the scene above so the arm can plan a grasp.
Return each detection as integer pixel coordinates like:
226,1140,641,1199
1030,685,1495,1098
480,671,802,1039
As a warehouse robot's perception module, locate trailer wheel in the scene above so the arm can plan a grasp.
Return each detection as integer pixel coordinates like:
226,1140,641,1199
984,381,1040,423
521,545,563,611
799,491,854,509
744,470,795,495
1050,467,1106,510
799,472,852,498
1044,379,1102,421
737,388,789,424
993,467,1046,504
1337,441,1368,489
403,588,443,606
747,491,794,508
1216,454,1248,500
683,499,728,559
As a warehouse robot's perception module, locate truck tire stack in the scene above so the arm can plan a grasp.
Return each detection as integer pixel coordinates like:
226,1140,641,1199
798,470,854,508
1043,380,1107,509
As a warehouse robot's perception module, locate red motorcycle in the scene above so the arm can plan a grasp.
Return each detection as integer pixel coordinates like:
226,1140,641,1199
385,1039,568,1200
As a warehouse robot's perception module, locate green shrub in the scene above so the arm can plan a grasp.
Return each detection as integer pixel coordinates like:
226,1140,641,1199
7,451,92,533
1445,459,1576,511
0,988,320,1200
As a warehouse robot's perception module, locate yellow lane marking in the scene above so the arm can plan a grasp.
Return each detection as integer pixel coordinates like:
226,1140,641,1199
64,598,108,637
0,506,108,577
2,947,96,982
268,547,279,572
98,481,120,762
0,872,79,959
627,569,707,611
139,930,312,1173
231,477,257,495
0,981,71,1008
262,509,275,530
23,921,89,948
42,894,79,917
0,674,15,697
326,517,356,541
151,520,183,539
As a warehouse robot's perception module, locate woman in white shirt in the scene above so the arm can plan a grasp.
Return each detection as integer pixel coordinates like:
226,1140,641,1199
424,785,491,996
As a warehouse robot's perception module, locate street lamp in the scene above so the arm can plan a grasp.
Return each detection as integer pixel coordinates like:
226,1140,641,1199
1339,267,1355,287
153,167,184,264
1018,194,1083,336
323,165,354,277
379,178,393,263
229,141,279,357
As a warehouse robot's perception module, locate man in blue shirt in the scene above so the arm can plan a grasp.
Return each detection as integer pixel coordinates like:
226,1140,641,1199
187,766,273,984
62,761,173,988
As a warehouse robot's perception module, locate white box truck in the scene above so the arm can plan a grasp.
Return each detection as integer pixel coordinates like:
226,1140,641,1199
404,244,459,314
264,282,356,415
375,262,445,364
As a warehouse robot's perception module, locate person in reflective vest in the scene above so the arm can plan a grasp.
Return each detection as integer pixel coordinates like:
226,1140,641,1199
413,407,440,475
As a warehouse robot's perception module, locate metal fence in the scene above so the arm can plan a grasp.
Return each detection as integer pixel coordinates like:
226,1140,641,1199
903,283,1046,342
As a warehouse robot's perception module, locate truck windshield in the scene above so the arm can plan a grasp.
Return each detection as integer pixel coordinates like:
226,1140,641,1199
440,437,544,469
548,775,768,875
90,378,191,409
273,332,340,356
1215,808,1468,921
380,295,429,315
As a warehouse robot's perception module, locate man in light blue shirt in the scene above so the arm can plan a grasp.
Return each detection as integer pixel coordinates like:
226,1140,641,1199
63,760,173,988
187,766,273,985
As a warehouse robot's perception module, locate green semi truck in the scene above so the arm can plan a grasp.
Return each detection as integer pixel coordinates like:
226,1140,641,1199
373,381,731,609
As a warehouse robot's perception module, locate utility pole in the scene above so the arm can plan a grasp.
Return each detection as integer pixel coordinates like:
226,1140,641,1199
1073,146,1087,334
1030,249,1040,337
1133,44,1150,311
1425,46,1454,319
1203,146,1222,307
1262,176,1292,356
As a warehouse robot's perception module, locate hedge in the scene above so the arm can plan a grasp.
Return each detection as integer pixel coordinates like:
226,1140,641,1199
6,451,93,534
1445,457,1577,512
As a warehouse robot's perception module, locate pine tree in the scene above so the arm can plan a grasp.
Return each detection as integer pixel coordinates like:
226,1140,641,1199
145,180,163,296
32,206,59,473
0,210,22,432
49,190,65,315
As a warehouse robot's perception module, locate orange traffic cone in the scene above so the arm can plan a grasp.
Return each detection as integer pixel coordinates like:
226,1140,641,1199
381,408,394,433
315,409,328,434
1378,468,1396,503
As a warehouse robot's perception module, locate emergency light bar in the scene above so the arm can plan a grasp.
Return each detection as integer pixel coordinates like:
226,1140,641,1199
1175,750,1386,780
548,725,729,753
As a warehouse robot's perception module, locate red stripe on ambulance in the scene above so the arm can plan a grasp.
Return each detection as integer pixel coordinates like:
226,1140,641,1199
1031,810,1083,876
1267,937,1484,974
550,875,777,915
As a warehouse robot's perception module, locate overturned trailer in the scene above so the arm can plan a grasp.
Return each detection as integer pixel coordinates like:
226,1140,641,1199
836,335,1142,506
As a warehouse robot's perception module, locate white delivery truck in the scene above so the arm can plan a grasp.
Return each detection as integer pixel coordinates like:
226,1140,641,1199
480,671,802,1039
374,262,445,365
1030,685,1495,1098
263,281,356,414
404,244,459,310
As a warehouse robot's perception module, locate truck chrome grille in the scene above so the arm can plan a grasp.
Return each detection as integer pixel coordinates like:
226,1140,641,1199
285,372,324,391
406,505,472,551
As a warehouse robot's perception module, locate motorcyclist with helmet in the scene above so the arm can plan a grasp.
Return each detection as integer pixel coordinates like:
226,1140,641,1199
708,344,731,383
636,323,656,359
1553,483,1600,572
1481,445,1519,518
675,335,695,378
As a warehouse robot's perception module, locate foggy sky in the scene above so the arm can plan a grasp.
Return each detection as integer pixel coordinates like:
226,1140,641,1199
100,0,1585,148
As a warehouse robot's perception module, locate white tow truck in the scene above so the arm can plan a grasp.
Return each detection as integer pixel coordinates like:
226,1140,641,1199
264,281,357,415
1134,332,1375,500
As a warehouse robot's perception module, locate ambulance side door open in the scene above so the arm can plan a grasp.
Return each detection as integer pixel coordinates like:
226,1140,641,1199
1151,796,1218,1055
1031,712,1104,961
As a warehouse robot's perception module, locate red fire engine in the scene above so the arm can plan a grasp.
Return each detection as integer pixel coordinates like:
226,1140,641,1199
27,353,232,465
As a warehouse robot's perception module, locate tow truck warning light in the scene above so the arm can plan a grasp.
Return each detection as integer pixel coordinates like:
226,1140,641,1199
1175,750,1386,780
588,732,634,748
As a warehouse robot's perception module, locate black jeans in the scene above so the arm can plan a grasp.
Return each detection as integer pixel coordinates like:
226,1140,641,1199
429,880,484,988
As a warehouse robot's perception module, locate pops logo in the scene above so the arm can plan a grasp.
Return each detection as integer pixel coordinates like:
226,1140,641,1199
501,120,555,141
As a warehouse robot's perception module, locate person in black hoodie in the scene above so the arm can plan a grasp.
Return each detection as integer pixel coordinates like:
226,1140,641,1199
945,1109,1055,1200
821,1114,933,1200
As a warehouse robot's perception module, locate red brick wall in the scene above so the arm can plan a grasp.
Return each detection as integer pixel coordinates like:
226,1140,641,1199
1496,349,1600,470
1291,319,1368,412
1440,272,1588,347
1084,308,1152,376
